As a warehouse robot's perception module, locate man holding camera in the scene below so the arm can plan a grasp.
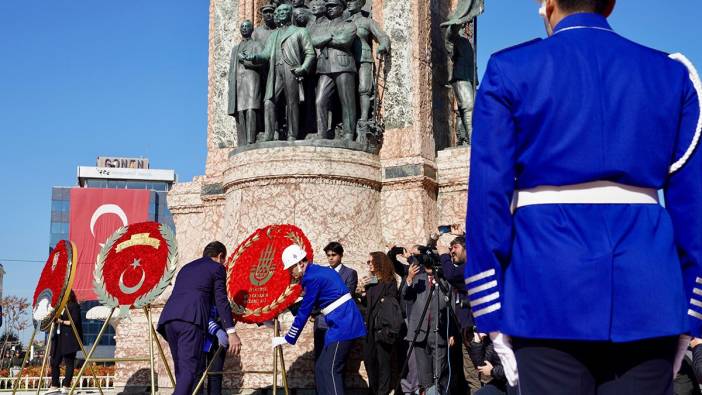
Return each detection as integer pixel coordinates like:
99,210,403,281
435,233,481,394
402,248,456,394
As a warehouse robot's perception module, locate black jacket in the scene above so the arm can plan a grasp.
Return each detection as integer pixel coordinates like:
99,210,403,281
469,337,507,391
51,302,82,357
675,344,702,395
363,281,398,340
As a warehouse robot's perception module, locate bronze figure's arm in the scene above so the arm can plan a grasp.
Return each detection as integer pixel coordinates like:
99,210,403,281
328,21,357,49
369,19,391,56
295,28,316,75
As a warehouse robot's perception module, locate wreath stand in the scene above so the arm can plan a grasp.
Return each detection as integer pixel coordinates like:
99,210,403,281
12,305,106,395
271,318,290,395
191,316,289,395
68,305,175,395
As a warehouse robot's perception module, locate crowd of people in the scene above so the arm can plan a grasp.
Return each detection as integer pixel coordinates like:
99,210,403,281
155,232,522,395
151,225,702,395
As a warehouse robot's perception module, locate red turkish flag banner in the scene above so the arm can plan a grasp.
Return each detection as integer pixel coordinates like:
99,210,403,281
69,188,150,301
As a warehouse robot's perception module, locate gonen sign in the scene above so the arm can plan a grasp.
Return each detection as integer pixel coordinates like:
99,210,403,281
97,157,149,169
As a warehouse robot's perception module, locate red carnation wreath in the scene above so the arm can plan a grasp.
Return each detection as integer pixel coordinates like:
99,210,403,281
227,224,312,323
33,240,77,330
93,221,178,309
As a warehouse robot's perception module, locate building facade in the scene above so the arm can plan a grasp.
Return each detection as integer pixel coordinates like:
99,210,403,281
48,158,176,357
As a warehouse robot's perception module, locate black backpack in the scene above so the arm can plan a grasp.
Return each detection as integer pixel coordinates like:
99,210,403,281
373,295,404,344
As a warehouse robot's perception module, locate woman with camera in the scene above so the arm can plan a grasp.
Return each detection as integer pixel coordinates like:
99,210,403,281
360,252,402,395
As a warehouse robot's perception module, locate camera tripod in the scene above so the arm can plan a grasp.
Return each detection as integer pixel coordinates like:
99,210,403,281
396,273,458,395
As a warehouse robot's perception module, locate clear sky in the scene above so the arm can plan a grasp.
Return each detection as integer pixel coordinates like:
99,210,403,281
0,1,700,341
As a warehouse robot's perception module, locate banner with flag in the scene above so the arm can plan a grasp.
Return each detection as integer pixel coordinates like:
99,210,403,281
69,188,150,301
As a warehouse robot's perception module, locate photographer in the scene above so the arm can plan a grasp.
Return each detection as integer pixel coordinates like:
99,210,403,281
402,247,456,395
430,230,480,394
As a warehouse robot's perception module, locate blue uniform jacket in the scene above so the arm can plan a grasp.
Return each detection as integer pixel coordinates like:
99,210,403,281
285,263,366,344
315,264,358,330
466,13,702,342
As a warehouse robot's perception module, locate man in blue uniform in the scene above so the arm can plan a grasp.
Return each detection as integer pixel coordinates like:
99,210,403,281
272,244,366,395
465,0,702,393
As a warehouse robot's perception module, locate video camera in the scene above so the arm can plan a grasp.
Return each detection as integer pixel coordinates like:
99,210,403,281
413,245,443,277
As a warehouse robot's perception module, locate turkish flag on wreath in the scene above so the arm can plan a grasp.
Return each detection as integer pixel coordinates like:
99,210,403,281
69,188,150,301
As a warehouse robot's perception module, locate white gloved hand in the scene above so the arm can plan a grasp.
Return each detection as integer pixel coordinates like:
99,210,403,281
490,331,519,387
272,336,289,348
674,334,692,377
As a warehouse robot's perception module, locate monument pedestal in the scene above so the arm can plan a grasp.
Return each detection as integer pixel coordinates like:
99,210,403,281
222,145,384,264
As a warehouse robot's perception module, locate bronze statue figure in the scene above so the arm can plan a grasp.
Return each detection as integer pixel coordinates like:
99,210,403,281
308,0,329,45
293,7,311,27
311,0,358,142
309,0,327,25
228,20,264,145
242,4,316,141
441,0,484,145
347,0,390,141
253,4,277,45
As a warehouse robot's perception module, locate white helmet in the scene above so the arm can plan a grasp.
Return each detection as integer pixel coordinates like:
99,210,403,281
282,244,307,270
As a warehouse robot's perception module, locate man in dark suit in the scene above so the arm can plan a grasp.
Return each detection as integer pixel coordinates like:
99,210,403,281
403,253,455,394
157,241,241,395
313,242,358,361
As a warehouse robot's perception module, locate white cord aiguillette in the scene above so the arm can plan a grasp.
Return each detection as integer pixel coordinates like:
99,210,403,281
669,53,702,174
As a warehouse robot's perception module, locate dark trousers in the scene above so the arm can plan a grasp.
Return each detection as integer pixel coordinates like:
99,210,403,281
415,338,448,392
315,339,354,395
165,320,205,395
364,339,393,395
513,336,678,395
265,63,301,140
447,335,468,394
314,327,327,362
50,352,76,388
205,344,226,395
235,108,258,145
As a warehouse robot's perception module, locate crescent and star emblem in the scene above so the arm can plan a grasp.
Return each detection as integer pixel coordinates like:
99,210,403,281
119,258,146,295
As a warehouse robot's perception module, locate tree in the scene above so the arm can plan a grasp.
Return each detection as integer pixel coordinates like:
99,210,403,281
0,296,30,368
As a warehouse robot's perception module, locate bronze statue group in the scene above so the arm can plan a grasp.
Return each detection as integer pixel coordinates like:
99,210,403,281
228,0,390,151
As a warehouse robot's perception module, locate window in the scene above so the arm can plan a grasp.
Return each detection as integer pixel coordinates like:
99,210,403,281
127,181,147,189
107,180,126,189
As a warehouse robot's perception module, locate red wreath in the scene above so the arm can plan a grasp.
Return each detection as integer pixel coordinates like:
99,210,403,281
227,224,312,323
94,221,177,308
33,240,76,328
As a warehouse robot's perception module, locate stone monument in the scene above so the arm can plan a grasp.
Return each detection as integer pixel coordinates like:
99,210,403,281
113,0,481,392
